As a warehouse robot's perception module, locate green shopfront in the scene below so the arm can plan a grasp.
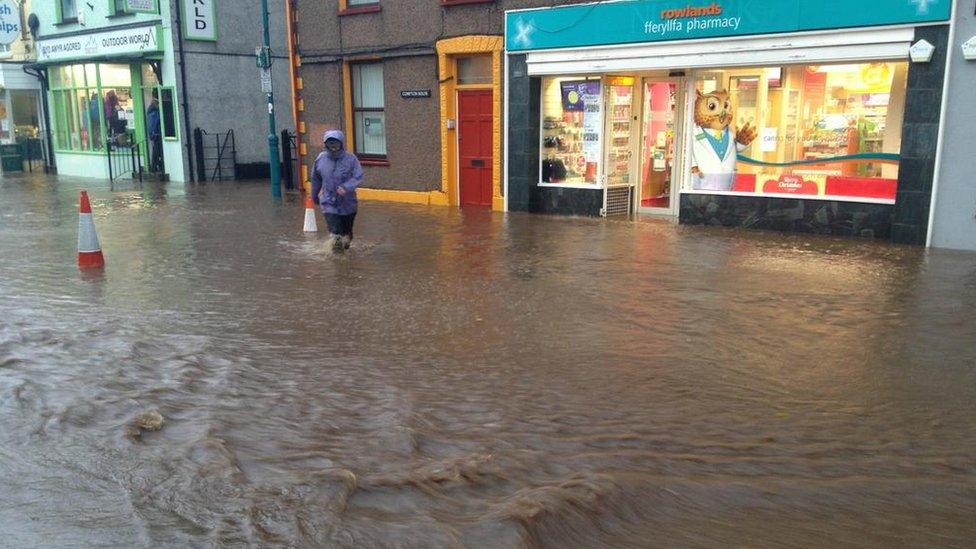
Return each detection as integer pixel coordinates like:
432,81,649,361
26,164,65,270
36,23,181,181
504,0,953,244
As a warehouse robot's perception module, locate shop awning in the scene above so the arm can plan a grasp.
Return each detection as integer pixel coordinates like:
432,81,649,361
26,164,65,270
521,28,914,75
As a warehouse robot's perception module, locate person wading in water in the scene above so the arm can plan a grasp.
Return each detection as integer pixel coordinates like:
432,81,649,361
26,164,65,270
311,130,363,252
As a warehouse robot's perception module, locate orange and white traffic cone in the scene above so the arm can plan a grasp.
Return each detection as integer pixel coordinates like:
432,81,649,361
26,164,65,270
303,195,318,232
77,190,105,269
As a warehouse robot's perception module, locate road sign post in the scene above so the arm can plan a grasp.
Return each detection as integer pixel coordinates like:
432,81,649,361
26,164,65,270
258,2,281,199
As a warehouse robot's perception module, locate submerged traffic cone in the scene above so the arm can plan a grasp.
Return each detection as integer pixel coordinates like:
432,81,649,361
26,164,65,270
77,190,105,269
303,195,318,232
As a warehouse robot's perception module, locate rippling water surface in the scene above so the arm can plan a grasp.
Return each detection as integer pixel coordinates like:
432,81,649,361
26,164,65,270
1,174,974,547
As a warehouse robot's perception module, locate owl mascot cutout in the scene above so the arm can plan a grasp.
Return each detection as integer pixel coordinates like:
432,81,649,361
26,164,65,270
690,90,757,191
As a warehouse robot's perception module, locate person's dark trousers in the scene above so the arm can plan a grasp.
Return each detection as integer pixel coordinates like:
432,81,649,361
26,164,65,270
323,212,356,237
150,135,163,172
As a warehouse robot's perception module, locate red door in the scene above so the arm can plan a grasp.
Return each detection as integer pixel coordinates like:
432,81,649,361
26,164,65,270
458,90,493,207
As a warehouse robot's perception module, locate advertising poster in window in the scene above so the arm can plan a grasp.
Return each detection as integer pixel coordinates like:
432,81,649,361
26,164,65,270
560,80,599,112
690,88,757,191
582,90,602,163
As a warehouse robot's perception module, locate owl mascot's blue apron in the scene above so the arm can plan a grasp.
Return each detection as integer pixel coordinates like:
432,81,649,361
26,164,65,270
691,126,748,191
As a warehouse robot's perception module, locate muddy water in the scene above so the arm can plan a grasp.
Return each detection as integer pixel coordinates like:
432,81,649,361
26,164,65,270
1,174,974,547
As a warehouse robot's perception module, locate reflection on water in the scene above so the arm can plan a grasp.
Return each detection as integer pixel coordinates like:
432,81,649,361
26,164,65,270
1,174,975,547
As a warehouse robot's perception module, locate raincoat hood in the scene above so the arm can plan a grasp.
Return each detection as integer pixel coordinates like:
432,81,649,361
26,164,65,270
323,130,346,159
323,130,345,147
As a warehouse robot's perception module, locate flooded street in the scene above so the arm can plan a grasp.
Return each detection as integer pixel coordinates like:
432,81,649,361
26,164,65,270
1,174,974,547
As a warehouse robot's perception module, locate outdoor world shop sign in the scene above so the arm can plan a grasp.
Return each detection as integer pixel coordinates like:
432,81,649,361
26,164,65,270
506,0,952,51
37,25,161,63
183,0,217,42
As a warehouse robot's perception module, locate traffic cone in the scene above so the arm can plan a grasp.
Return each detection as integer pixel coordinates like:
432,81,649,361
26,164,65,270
303,195,318,232
77,190,105,269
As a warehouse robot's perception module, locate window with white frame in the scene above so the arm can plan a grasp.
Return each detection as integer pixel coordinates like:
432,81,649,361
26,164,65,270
350,63,386,158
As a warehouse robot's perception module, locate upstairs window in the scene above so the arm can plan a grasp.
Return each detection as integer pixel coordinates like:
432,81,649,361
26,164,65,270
59,0,78,22
340,0,380,15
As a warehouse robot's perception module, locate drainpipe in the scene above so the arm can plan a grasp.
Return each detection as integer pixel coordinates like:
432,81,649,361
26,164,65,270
924,0,959,247
284,0,303,190
173,0,195,182
22,12,54,172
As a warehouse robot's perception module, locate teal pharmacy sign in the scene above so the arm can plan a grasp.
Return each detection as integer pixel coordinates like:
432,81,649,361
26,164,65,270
506,0,950,51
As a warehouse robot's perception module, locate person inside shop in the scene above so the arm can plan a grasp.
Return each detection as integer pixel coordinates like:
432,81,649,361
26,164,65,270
146,98,163,173
104,90,126,141
311,130,363,253
89,93,102,149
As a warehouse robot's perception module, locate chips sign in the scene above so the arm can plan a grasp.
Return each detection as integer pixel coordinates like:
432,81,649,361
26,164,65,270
0,0,20,46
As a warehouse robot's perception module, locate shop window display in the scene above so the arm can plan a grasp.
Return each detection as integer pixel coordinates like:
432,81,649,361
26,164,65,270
540,76,601,185
10,91,41,142
690,62,907,203
50,65,104,152
605,77,635,187
49,63,147,153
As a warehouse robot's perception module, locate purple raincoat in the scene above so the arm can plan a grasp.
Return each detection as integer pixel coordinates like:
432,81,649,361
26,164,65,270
311,130,363,215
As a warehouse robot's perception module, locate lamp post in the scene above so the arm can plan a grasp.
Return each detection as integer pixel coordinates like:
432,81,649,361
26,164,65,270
259,0,282,198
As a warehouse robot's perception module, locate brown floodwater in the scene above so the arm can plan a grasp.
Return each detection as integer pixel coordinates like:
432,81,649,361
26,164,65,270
1,174,974,547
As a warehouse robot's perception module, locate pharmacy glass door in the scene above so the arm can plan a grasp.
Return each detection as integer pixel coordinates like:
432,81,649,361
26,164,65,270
638,79,683,214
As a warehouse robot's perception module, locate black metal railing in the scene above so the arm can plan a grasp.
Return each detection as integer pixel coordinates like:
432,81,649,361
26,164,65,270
281,129,298,190
21,138,49,173
107,137,144,183
193,128,237,182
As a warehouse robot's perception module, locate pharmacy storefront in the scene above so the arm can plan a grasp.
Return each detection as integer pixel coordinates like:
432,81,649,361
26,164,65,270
36,24,180,181
504,0,951,243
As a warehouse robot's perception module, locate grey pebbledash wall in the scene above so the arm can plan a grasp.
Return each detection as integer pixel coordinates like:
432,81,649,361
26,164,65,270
930,9,976,251
174,0,292,177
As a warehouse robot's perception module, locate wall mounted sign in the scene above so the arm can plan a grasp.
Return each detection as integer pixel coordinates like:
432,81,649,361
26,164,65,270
183,0,217,42
37,25,162,62
506,0,951,51
0,0,21,46
125,0,157,14
400,90,432,98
